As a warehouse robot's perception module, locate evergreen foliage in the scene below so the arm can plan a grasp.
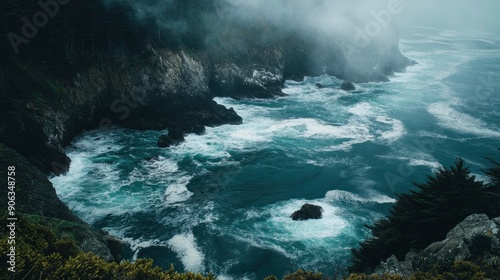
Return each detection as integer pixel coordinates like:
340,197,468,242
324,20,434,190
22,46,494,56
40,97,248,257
350,158,500,273
0,216,215,280
346,260,500,280
282,269,324,280
1,0,216,65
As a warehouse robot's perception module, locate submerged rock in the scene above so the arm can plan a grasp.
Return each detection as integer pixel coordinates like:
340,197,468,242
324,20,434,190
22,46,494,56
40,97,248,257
291,204,324,221
341,82,356,91
145,155,160,162
315,83,327,89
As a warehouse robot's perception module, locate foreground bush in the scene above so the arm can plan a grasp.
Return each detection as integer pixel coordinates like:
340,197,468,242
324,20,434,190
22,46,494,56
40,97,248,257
0,216,215,280
346,260,500,280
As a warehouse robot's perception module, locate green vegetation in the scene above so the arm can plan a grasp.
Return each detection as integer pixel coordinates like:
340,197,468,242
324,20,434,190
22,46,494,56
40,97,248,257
0,216,215,280
2,137,499,280
266,261,500,280
350,158,500,273
31,79,70,107
346,261,500,280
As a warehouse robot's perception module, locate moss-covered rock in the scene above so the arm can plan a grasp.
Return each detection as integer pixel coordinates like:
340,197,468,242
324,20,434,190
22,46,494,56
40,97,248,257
0,144,122,261
0,216,214,280
0,143,76,221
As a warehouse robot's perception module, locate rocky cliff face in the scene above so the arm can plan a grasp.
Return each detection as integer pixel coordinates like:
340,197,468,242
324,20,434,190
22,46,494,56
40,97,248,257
0,0,415,175
0,143,122,261
376,214,500,277
1,27,413,175
0,0,414,265
0,47,244,175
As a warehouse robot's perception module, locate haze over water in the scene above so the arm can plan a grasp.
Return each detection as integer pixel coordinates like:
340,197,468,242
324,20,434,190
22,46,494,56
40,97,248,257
51,26,500,279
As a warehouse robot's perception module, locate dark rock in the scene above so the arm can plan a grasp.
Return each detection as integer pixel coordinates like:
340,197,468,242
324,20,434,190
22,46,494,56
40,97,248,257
209,65,286,99
0,143,78,222
80,236,115,262
376,214,500,277
291,204,324,221
145,155,160,161
420,214,500,265
341,82,356,91
376,254,415,277
0,145,123,261
157,135,170,148
315,83,327,89
104,233,126,262
157,135,181,148
167,127,185,142
189,125,206,135
494,217,500,227
157,128,185,148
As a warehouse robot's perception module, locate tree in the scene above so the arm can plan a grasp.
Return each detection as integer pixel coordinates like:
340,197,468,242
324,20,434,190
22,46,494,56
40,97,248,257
351,158,500,273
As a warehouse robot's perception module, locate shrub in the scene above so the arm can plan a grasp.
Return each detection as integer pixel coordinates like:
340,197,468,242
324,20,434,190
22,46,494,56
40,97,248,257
282,269,324,280
0,216,215,280
351,158,500,273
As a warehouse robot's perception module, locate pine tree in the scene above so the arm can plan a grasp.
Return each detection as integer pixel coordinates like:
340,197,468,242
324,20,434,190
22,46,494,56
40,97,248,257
351,158,499,273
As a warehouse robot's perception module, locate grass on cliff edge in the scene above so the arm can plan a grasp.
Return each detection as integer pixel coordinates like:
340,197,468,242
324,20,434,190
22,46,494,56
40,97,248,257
0,215,215,280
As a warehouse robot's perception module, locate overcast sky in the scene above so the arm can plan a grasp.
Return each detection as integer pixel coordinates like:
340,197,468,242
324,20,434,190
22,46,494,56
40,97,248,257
392,0,500,34
106,0,500,37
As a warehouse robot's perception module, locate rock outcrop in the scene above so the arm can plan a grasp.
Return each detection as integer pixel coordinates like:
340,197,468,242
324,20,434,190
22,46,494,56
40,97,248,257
291,204,324,221
341,82,356,91
158,127,185,148
0,144,122,261
0,48,243,175
0,1,413,175
375,214,500,277
0,0,416,267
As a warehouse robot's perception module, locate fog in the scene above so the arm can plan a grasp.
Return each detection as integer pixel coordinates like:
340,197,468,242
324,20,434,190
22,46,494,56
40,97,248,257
104,0,500,46
393,0,500,35
217,0,500,37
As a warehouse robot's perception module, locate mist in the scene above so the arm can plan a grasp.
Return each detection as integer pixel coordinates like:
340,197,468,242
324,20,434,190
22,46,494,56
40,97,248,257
103,0,500,42
393,0,500,35
98,0,499,80
103,0,399,40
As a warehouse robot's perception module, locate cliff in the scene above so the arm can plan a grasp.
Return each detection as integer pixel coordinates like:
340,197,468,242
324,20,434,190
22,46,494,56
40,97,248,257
0,0,414,264
0,0,414,175
376,214,500,277
0,143,123,261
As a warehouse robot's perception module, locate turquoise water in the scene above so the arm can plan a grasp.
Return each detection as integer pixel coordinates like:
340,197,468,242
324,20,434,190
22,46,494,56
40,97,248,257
51,27,500,279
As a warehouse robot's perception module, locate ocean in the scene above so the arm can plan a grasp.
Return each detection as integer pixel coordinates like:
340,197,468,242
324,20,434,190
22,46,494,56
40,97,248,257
50,26,500,279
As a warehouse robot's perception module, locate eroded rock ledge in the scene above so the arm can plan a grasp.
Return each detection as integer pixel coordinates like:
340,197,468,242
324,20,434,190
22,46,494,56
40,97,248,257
376,214,500,277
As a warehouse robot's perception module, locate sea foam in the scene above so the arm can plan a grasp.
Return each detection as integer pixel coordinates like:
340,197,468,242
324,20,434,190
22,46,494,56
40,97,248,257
167,232,205,272
428,102,500,138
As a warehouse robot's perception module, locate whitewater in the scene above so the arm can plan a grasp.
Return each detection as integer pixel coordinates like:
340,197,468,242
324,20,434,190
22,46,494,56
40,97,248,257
51,27,500,279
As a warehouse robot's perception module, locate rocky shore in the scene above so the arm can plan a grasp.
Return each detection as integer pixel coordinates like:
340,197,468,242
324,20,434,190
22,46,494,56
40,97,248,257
0,0,414,262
